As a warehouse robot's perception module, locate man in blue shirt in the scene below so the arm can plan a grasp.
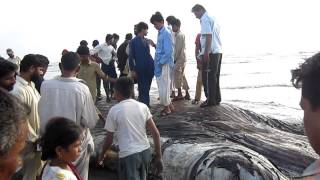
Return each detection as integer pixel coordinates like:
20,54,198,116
129,22,155,107
192,4,223,107
150,12,174,115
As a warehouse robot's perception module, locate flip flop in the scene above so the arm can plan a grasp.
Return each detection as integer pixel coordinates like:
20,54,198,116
191,99,200,104
160,109,171,116
172,96,184,101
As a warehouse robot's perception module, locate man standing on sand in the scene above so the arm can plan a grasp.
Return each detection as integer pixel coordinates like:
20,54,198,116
39,52,98,180
192,4,223,107
118,33,133,77
6,48,21,72
77,45,114,102
172,18,190,101
11,54,45,180
291,52,320,179
91,40,102,100
91,34,118,102
150,11,174,116
166,15,177,98
98,77,163,180
192,33,203,104
129,22,155,107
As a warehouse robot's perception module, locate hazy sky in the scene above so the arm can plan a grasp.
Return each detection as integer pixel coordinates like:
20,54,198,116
1,0,320,62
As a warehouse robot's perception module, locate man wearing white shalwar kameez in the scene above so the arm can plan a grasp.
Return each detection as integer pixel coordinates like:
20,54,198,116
38,52,98,180
151,12,175,115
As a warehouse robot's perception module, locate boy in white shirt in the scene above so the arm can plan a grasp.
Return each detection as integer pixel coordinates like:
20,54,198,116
98,77,163,180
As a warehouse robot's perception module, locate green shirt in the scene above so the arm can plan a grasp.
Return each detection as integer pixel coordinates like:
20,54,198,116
78,61,105,102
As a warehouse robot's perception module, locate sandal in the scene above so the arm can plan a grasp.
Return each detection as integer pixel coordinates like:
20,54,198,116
160,109,171,116
172,96,184,101
191,99,200,104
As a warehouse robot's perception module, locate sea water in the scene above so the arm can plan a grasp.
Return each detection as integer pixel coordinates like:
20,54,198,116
45,51,313,124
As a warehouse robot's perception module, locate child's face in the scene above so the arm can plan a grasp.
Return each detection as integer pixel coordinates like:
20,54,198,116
61,139,81,162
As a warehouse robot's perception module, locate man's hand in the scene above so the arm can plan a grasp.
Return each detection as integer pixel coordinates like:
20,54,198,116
196,60,202,70
131,71,138,80
154,157,164,174
147,39,156,48
107,77,117,83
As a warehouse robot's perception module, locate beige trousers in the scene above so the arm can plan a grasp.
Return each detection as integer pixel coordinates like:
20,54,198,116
174,66,189,90
194,69,203,101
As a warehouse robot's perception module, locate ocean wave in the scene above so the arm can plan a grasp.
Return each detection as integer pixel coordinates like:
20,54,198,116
222,84,291,90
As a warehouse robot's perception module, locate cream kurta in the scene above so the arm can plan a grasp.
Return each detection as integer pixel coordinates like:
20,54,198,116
39,76,98,180
11,75,42,180
11,75,40,142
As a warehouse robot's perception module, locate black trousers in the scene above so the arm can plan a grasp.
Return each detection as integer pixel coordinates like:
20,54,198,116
202,53,222,105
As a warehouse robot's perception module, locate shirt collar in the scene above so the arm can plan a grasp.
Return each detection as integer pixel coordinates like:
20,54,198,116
200,12,208,21
54,76,82,82
159,26,166,34
81,60,92,65
16,75,31,86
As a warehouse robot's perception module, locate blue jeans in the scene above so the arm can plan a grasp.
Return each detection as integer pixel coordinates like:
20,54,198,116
119,149,151,180
101,61,117,98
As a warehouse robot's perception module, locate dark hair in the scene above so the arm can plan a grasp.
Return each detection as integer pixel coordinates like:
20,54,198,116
114,77,134,99
136,22,148,33
80,40,88,46
192,4,206,12
172,18,181,27
292,52,320,110
125,33,133,40
134,24,138,36
92,40,99,47
150,11,164,24
77,45,90,55
61,52,80,71
0,57,5,61
112,33,119,40
20,54,44,72
35,54,49,67
0,88,30,156
41,117,82,161
105,34,113,42
0,60,18,78
166,16,176,25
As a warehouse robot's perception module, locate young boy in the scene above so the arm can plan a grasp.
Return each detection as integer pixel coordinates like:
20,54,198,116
291,52,320,179
172,18,190,101
98,77,163,179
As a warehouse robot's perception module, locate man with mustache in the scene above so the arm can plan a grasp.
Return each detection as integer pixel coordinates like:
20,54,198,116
0,58,18,91
11,54,45,180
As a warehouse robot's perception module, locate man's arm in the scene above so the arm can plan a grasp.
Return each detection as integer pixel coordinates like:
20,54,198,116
204,34,212,62
98,131,114,165
174,34,183,62
160,32,173,65
95,64,116,83
146,118,164,173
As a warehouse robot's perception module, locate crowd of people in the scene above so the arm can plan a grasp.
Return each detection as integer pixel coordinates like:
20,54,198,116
0,3,320,180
